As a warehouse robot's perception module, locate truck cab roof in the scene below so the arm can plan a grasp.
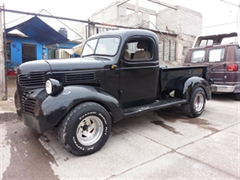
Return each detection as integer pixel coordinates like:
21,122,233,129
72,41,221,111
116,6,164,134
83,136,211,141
88,29,159,42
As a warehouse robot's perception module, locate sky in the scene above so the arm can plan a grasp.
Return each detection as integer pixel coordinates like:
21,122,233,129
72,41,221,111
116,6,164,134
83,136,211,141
0,0,239,39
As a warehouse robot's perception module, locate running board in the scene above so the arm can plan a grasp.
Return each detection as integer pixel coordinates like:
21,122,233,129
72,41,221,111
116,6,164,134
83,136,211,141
123,98,187,117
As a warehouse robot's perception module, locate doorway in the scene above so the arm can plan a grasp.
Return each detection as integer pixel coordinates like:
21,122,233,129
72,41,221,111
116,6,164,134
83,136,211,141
22,43,36,63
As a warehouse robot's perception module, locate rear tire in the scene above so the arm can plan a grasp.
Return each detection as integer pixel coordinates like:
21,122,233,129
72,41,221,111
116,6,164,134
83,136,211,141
58,102,111,156
181,87,206,118
235,93,240,101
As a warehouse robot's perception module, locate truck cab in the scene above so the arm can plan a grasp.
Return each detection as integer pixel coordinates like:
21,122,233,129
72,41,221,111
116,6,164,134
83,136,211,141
82,30,160,109
15,29,211,156
183,32,240,100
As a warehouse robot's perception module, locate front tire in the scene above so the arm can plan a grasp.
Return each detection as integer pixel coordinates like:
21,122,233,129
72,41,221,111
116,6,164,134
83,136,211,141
181,87,206,118
58,102,112,156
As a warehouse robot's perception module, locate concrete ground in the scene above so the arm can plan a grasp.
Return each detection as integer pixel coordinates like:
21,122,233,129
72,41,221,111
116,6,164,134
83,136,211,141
0,76,239,180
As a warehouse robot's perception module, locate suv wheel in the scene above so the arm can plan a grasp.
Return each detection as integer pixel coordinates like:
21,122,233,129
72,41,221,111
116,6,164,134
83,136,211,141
235,93,240,101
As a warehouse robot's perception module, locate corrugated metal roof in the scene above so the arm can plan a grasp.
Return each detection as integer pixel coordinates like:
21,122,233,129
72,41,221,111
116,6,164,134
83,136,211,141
6,16,69,45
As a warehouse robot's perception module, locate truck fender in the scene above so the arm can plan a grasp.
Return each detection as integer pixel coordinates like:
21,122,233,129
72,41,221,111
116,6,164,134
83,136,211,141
41,85,123,128
174,76,211,101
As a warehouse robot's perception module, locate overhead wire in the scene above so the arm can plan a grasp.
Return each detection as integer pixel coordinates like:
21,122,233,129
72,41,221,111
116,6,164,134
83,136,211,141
4,9,43,25
41,9,85,41
220,0,240,7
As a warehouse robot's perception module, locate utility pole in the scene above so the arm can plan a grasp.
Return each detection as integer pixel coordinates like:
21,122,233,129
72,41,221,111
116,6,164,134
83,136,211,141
0,6,7,100
135,0,139,25
238,0,240,29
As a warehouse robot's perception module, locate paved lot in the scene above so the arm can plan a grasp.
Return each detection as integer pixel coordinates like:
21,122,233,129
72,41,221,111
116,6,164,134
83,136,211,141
0,77,239,179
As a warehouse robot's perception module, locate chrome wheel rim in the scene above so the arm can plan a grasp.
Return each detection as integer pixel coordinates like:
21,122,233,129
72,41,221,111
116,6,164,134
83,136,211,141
76,115,103,146
194,93,204,112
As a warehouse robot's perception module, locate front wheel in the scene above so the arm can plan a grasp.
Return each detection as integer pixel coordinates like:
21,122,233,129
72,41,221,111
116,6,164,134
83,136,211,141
58,102,112,156
181,87,206,118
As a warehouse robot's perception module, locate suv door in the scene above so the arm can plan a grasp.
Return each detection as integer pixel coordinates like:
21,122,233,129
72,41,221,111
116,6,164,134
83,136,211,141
207,47,226,85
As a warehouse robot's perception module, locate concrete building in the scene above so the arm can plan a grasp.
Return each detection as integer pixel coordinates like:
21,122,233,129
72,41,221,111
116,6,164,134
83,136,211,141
75,1,202,67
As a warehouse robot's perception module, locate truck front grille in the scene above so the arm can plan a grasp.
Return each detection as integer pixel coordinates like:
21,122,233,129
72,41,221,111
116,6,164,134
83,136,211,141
65,72,96,83
22,91,35,115
18,73,45,88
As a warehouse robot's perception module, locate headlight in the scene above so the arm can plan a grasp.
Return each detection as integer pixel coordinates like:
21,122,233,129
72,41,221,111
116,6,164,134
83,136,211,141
45,80,52,94
45,78,63,95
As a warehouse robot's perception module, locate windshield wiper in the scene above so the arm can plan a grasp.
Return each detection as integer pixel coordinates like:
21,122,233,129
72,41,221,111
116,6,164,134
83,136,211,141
94,56,111,61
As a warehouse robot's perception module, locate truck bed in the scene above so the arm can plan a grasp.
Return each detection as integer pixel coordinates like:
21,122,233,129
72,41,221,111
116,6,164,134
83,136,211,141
159,66,208,93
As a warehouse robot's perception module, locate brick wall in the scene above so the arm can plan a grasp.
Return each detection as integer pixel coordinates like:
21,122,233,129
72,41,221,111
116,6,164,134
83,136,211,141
90,4,118,23
157,5,202,36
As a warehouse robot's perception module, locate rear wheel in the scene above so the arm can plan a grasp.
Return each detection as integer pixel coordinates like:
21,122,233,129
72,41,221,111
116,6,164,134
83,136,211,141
235,93,240,101
181,87,206,118
58,102,111,156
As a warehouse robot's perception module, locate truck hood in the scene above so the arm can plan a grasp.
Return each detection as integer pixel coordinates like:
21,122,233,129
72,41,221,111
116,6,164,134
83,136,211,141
18,57,106,74
45,57,106,71
18,60,51,74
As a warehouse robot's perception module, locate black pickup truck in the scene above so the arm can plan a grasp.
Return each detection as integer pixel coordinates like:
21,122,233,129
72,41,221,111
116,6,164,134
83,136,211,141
15,29,211,156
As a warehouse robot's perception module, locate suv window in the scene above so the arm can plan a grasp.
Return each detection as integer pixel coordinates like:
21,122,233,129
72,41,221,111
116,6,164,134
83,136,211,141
191,50,206,63
221,36,238,45
209,48,225,62
199,39,213,47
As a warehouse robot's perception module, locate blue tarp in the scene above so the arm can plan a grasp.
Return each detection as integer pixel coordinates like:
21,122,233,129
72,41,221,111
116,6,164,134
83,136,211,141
6,16,69,45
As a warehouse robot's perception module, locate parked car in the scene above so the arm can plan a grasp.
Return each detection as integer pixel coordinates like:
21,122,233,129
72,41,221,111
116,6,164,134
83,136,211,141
183,31,240,100
15,29,211,156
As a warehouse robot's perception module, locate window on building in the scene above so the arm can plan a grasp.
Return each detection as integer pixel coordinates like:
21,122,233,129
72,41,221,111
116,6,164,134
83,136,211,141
191,50,206,63
48,49,55,59
22,43,36,63
209,48,225,62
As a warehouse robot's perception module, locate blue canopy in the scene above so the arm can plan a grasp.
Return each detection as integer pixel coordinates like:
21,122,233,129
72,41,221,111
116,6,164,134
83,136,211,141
6,16,69,45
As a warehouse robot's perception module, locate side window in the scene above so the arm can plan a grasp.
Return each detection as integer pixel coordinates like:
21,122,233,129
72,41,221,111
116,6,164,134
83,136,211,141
209,48,225,62
191,50,206,63
221,36,238,45
124,40,152,61
199,39,213,47
124,42,137,60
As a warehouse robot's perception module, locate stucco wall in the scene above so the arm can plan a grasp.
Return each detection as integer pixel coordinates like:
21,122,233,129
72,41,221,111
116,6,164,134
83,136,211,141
7,36,46,68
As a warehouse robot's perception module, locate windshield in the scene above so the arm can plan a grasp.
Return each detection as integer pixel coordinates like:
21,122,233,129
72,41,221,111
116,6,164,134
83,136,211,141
82,37,120,57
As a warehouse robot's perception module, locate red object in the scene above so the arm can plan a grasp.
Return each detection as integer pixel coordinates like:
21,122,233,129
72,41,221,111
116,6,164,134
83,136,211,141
226,64,238,71
7,70,16,76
